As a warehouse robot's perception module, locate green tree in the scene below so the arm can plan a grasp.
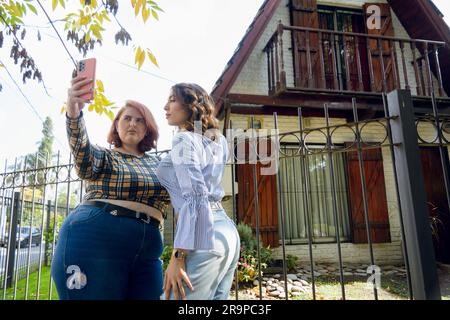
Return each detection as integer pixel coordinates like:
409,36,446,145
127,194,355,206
56,188,78,210
0,0,163,119
23,116,54,190
5,116,54,192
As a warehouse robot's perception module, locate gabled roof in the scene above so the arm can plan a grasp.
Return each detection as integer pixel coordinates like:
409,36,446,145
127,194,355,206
211,0,281,117
389,0,450,96
211,0,450,117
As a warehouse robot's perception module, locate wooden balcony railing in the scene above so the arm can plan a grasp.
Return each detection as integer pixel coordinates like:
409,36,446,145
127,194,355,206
263,22,447,98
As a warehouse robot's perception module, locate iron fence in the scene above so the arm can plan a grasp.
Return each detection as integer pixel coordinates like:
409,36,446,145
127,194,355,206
0,90,449,300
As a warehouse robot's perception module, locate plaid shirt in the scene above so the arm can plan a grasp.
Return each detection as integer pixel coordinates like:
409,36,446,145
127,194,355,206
66,112,169,217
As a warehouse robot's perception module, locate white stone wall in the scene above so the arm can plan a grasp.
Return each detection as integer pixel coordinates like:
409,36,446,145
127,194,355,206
230,0,294,95
230,0,447,98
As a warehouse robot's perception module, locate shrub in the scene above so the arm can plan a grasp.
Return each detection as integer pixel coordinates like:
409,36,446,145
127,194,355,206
237,222,257,252
286,254,299,272
237,222,273,264
237,252,267,284
236,222,273,284
161,245,173,271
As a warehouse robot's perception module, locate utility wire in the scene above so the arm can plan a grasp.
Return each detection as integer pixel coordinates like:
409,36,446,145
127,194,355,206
0,59,70,153
35,0,77,68
99,53,178,84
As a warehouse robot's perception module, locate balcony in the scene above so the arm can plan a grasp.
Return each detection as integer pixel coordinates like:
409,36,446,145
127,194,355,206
263,23,449,104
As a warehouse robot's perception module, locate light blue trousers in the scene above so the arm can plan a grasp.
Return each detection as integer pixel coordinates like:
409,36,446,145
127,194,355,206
163,208,240,300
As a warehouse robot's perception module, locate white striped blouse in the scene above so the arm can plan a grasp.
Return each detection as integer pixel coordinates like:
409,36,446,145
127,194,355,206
156,130,229,250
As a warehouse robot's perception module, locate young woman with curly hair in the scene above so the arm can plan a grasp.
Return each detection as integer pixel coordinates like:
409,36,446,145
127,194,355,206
157,83,240,300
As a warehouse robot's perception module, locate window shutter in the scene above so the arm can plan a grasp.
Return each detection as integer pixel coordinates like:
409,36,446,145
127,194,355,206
363,3,397,92
290,0,321,88
346,145,391,243
236,139,279,247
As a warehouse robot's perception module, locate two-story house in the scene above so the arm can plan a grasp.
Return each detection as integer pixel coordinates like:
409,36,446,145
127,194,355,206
211,0,450,266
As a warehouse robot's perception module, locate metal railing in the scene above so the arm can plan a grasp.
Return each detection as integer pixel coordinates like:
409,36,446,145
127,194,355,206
0,90,449,300
264,22,447,98
223,90,449,300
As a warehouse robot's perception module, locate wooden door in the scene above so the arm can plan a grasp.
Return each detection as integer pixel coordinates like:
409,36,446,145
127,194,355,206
420,147,450,263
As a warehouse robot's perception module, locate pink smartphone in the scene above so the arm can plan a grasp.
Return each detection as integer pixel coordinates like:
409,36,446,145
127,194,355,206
77,58,96,100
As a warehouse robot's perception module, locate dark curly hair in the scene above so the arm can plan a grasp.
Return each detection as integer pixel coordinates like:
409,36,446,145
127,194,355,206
171,83,220,140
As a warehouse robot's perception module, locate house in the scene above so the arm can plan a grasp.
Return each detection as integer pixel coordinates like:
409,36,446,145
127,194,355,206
211,0,450,265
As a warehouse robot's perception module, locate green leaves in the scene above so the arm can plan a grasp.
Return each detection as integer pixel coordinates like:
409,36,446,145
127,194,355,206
51,0,65,10
64,7,111,55
26,3,37,15
0,1,27,25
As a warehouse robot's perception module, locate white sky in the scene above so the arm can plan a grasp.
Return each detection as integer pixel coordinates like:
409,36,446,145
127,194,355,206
0,0,449,167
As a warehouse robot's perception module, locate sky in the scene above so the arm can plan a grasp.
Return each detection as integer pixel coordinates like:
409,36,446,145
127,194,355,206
1,0,450,167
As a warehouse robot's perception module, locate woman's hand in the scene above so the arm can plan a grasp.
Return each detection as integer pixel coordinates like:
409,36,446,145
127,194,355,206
66,74,94,118
163,255,194,300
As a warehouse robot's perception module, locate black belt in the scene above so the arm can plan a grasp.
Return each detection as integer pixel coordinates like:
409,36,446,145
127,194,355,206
83,200,161,228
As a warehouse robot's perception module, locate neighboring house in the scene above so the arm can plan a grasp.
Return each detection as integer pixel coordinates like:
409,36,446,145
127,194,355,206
211,0,450,265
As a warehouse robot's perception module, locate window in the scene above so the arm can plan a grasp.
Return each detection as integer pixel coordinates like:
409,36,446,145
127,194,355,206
318,5,371,92
278,144,351,243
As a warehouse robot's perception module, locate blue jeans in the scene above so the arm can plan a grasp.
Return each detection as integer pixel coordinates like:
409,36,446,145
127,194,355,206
51,203,164,300
163,209,240,300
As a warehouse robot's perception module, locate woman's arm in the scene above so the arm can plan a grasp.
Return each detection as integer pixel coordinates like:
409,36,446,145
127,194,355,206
171,131,215,251
66,112,107,180
65,75,107,180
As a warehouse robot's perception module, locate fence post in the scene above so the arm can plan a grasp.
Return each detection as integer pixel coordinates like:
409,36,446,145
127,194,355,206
44,200,51,266
387,89,441,300
6,191,20,288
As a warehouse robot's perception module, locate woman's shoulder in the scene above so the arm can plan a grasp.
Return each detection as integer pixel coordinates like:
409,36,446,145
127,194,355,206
173,130,226,142
145,153,163,163
171,130,192,143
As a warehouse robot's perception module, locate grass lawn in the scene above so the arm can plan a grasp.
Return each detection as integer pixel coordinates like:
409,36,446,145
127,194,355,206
290,275,410,300
3,266,59,300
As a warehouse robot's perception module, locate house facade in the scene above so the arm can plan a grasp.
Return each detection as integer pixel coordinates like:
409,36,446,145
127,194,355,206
211,0,450,265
